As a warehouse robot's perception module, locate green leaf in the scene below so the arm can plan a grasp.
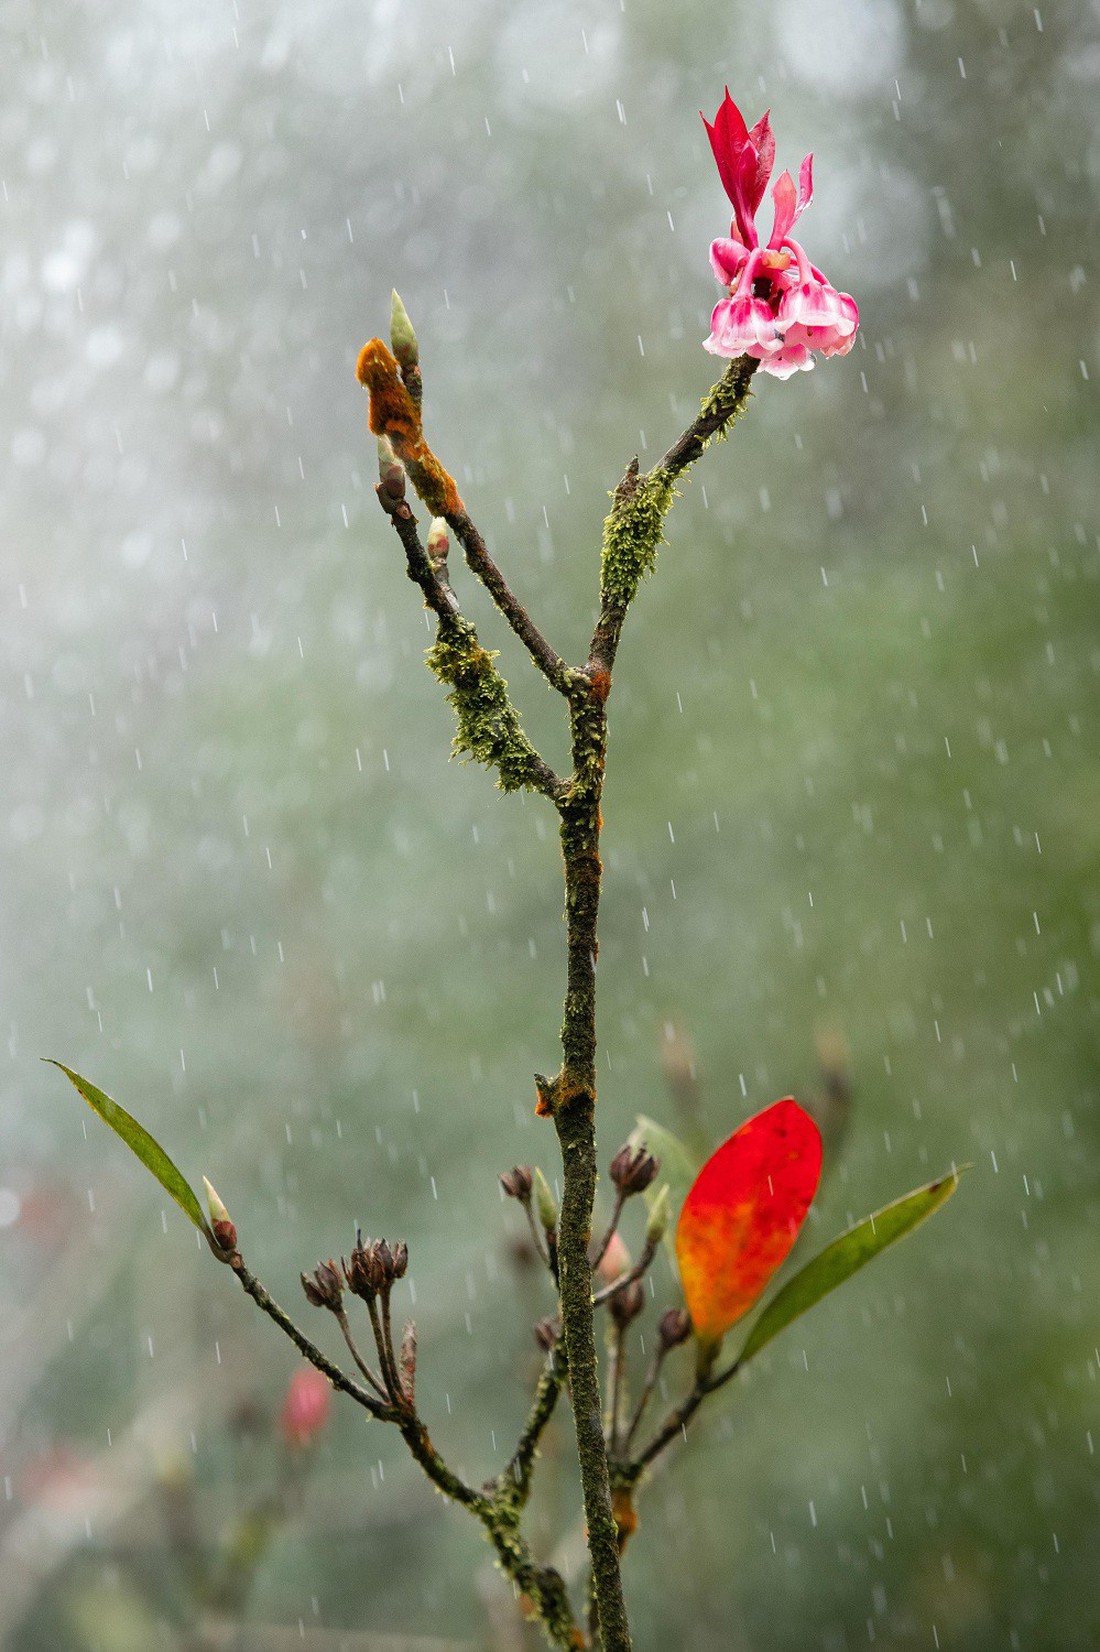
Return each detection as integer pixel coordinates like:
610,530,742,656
737,1167,964,1365
630,1115,700,1258
46,1061,211,1238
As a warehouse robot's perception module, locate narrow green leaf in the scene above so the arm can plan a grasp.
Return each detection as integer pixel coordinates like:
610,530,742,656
738,1167,964,1365
630,1115,700,1258
46,1061,211,1237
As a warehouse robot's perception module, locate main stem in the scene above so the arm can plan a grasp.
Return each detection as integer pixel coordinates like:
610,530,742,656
552,682,632,1652
548,358,759,1650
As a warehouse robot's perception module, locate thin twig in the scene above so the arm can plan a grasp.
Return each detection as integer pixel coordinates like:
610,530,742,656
589,1192,624,1274
230,1256,390,1418
588,355,759,680
378,492,566,802
655,355,760,481
365,1292,405,1407
502,1343,567,1504
522,1199,552,1270
632,1356,741,1471
606,1323,628,1457
334,1308,391,1402
621,1351,660,1454
445,507,574,694
590,1241,656,1310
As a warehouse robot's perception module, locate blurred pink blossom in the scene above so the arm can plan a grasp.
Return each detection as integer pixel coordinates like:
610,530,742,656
280,1367,332,1448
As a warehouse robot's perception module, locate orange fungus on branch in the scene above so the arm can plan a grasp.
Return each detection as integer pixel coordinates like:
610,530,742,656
675,1097,822,1353
355,337,462,517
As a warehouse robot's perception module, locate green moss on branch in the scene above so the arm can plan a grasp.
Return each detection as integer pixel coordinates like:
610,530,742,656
427,614,556,796
599,467,676,613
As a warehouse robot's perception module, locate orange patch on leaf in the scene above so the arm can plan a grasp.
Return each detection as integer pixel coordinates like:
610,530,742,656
675,1097,822,1350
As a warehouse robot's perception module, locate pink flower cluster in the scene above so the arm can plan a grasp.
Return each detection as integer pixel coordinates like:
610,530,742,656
702,91,858,379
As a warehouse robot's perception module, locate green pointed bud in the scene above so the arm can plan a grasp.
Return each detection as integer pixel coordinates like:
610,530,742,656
645,1185,671,1248
533,1167,558,1233
426,517,450,563
390,289,419,370
203,1176,237,1252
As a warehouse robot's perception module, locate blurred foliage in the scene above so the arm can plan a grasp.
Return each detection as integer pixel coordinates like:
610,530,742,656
2,0,1098,1648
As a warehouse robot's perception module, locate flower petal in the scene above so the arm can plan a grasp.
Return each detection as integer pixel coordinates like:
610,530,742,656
768,170,799,249
746,110,776,212
710,236,750,286
759,342,816,377
797,153,814,216
675,1099,822,1349
704,294,779,358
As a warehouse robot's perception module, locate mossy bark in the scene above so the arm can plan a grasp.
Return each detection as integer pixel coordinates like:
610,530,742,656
549,681,634,1652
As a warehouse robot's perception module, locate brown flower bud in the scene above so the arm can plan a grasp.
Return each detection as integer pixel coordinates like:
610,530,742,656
609,1143,659,1197
656,1307,692,1350
391,1240,409,1280
500,1165,534,1202
375,1238,394,1280
342,1230,387,1300
534,1315,561,1352
300,1259,343,1312
609,1279,645,1329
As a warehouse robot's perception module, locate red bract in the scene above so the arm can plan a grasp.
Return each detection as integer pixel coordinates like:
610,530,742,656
702,90,858,378
280,1367,332,1448
674,1098,822,1355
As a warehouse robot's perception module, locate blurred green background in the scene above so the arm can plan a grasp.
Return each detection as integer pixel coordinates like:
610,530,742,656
2,0,1098,1647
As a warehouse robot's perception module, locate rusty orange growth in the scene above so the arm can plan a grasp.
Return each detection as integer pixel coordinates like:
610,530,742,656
587,666,612,704
356,339,462,518
534,1069,591,1119
611,1486,638,1551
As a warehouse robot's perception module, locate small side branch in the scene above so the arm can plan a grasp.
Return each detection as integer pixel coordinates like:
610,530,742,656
358,337,571,696
378,494,565,803
502,1343,567,1505
229,1256,389,1418
589,355,758,679
232,1251,580,1648
446,507,574,695
632,1355,741,1471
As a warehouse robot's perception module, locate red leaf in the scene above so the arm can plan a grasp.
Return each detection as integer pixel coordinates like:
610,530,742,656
675,1098,822,1352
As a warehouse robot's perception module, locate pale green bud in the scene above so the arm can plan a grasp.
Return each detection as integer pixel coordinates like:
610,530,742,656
533,1167,558,1233
645,1185,670,1248
377,435,405,504
390,289,419,369
426,517,450,562
203,1176,237,1251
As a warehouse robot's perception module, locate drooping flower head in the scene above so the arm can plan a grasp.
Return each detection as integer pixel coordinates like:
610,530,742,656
702,90,858,378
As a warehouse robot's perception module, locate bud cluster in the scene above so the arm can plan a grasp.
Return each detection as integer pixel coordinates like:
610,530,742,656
342,1230,409,1302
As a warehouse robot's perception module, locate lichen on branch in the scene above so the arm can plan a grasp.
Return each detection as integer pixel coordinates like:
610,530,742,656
598,466,676,614
427,613,552,795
